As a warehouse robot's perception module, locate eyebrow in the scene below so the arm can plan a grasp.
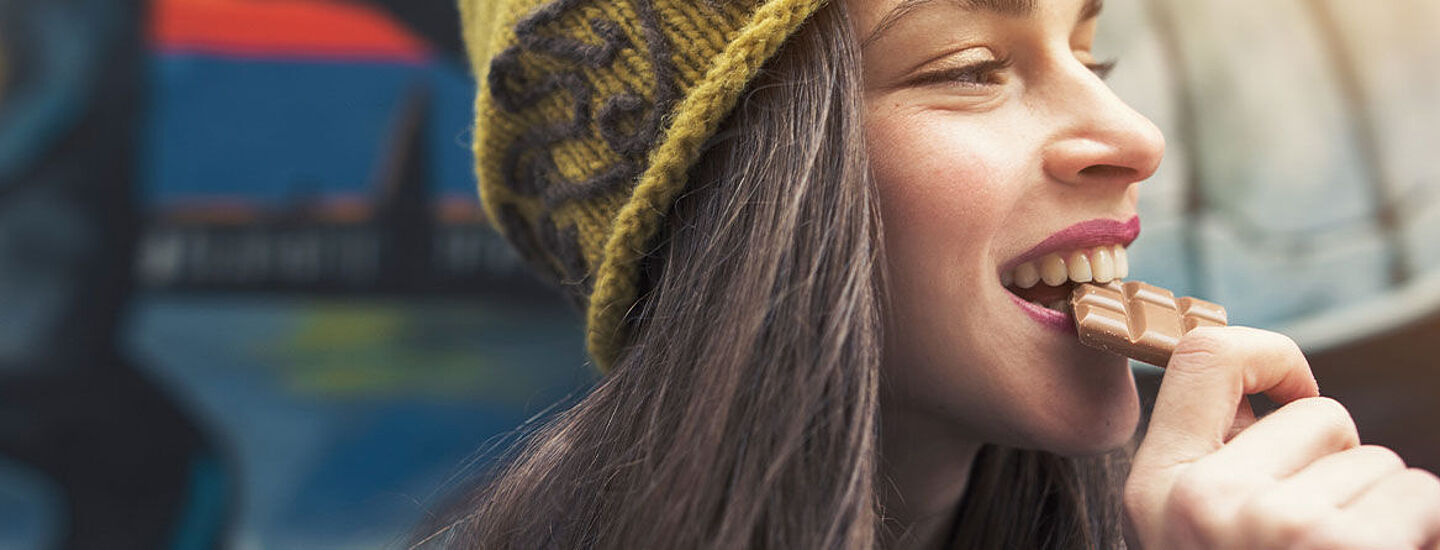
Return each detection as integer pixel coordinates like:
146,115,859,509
861,0,1105,48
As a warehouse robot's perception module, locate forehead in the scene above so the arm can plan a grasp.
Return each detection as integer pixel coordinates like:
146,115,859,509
855,0,1103,44
920,0,1038,16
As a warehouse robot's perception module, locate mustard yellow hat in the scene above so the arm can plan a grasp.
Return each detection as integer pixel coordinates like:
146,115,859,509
461,0,828,372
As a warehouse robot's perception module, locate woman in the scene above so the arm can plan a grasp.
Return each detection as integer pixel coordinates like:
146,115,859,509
429,0,1440,547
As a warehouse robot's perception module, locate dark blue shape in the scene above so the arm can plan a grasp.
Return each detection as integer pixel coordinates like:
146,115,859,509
146,55,480,208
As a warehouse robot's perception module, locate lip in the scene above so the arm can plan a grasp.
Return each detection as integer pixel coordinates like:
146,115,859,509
1009,293,1077,333
999,216,1139,334
998,216,1141,275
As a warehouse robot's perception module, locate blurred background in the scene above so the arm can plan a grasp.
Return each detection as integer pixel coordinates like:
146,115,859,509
0,0,1434,547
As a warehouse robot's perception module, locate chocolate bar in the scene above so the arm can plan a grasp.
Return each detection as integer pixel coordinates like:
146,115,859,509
1070,281,1227,367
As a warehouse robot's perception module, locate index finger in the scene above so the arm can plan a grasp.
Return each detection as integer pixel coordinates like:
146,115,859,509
1139,326,1319,468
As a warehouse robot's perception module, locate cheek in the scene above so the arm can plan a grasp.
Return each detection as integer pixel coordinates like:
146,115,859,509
863,102,1141,453
867,108,1132,449
866,111,1022,286
868,112,1017,400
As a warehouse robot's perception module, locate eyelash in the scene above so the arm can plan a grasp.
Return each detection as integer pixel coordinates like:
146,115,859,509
912,56,1014,87
913,57,1119,87
1087,59,1118,80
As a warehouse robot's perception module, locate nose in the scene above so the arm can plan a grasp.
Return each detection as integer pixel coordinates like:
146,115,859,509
1041,65,1166,188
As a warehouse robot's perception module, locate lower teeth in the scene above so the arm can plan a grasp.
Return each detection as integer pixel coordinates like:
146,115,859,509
1025,297,1073,313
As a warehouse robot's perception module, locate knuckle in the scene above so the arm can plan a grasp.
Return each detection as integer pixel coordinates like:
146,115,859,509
1266,330,1305,359
1354,445,1406,471
1238,493,1323,545
1291,397,1360,448
1165,467,1237,537
1294,395,1347,417
1169,327,1306,377
1400,468,1440,499
1170,327,1233,370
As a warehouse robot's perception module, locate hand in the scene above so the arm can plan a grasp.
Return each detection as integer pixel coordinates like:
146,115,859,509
1124,326,1440,549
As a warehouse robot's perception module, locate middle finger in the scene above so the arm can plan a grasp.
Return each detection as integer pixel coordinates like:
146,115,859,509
1204,396,1360,481
1279,445,1407,508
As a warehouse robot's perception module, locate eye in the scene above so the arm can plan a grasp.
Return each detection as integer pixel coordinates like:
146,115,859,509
1086,59,1118,80
910,55,1013,88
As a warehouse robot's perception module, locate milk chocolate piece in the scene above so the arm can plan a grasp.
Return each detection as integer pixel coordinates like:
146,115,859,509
1070,281,1227,367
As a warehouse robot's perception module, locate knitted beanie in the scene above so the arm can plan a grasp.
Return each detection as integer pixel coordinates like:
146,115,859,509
460,0,828,372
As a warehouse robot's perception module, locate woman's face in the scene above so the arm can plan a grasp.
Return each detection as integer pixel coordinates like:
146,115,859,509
854,0,1165,454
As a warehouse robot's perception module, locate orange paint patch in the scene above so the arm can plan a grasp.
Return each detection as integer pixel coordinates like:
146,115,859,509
151,0,429,63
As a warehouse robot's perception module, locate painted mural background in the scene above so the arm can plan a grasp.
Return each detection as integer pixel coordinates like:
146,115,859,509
0,0,1435,547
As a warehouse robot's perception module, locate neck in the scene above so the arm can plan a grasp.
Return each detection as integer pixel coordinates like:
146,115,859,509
878,403,983,550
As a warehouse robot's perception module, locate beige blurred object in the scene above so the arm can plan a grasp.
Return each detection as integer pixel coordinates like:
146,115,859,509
1096,0,1440,476
1098,0,1440,342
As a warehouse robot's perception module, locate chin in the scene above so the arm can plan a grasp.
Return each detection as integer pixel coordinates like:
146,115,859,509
1058,352,1141,451
1032,392,1141,456
998,363,1141,456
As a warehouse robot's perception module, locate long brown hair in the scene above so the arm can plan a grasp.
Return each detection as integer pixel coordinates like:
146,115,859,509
418,2,1130,547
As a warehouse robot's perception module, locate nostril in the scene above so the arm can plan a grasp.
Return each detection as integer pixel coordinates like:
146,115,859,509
1078,164,1137,179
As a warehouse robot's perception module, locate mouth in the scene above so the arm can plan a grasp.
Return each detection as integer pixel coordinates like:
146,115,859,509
999,217,1140,317
1001,244,1130,312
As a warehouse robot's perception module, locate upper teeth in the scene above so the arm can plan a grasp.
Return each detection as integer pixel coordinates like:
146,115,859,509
1004,244,1129,289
